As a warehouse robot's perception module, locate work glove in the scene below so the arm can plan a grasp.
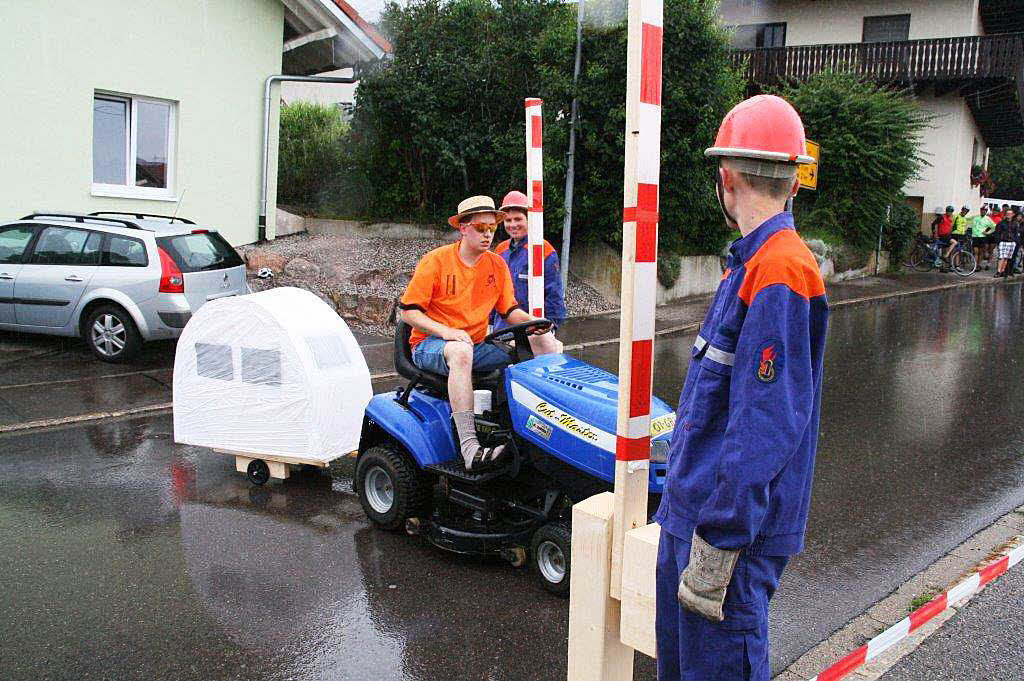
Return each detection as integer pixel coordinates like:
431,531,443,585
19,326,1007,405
677,532,740,623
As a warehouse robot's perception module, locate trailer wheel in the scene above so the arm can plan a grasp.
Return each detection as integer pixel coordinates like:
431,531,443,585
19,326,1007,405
247,459,270,486
356,444,432,531
531,522,571,596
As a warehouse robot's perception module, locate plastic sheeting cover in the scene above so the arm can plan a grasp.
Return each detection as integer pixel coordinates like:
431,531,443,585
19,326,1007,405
172,287,372,462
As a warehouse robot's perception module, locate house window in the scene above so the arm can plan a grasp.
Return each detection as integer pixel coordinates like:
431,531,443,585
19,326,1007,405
862,14,911,43
731,22,786,49
92,92,176,200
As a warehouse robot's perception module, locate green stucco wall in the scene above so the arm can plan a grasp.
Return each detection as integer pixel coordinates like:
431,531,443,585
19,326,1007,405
1,0,284,245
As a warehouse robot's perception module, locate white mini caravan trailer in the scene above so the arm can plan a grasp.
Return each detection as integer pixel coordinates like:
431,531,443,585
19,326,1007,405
173,287,372,484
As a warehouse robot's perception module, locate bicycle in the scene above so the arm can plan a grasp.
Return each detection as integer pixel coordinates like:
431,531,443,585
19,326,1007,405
906,234,976,276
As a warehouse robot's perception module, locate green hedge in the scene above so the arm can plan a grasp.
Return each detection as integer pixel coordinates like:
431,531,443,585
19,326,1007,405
277,102,349,208
346,0,743,259
776,71,931,253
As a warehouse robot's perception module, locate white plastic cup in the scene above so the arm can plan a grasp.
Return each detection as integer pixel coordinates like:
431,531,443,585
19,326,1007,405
473,389,493,415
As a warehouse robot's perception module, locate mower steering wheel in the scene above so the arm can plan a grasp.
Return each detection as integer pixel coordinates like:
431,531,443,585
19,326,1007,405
483,318,553,364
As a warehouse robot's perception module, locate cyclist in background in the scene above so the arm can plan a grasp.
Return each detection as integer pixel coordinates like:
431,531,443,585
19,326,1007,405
994,207,1018,278
931,205,956,264
971,205,996,271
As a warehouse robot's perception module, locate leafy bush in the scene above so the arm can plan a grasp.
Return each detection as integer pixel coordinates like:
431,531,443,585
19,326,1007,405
885,202,919,265
278,102,349,209
346,0,743,265
776,71,931,251
989,146,1024,200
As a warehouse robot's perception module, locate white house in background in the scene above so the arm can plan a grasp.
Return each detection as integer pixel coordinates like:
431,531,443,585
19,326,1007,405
1,0,386,247
719,0,1024,231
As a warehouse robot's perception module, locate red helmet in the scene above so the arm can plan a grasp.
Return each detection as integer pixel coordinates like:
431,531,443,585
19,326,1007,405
499,190,529,213
705,95,814,165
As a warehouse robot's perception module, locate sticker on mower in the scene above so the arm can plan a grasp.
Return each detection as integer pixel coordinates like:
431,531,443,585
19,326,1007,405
525,415,553,440
650,412,676,436
510,381,616,452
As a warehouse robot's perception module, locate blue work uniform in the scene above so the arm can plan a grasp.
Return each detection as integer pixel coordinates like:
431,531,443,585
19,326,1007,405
491,238,567,329
653,212,829,681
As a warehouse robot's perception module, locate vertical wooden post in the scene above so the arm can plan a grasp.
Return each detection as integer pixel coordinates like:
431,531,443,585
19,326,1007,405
567,0,662,677
525,98,545,317
611,0,663,600
567,493,635,681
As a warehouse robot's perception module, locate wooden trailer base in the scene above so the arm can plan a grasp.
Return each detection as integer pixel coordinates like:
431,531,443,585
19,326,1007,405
214,448,354,482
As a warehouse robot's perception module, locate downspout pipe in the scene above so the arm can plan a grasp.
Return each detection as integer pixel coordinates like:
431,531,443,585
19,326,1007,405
260,74,358,242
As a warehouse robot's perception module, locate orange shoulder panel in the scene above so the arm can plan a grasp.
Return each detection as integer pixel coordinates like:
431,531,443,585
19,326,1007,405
738,230,825,306
494,239,510,255
542,240,556,259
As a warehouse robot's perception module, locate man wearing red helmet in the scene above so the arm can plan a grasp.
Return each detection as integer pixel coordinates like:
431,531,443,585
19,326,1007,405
653,95,829,681
491,190,566,355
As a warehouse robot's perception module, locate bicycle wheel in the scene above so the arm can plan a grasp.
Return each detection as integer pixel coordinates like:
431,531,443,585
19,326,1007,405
908,244,933,272
953,250,977,276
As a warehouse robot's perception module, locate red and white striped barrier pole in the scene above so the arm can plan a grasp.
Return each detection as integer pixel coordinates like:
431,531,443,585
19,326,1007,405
809,541,1024,681
525,98,545,318
611,0,663,599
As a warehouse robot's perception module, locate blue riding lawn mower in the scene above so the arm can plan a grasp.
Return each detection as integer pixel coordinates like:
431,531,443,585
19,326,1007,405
354,320,674,595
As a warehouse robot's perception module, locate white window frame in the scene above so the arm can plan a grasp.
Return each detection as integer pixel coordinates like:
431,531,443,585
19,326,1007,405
92,91,178,201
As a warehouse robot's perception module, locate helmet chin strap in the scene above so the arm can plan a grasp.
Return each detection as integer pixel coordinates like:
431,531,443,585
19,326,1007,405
715,166,739,229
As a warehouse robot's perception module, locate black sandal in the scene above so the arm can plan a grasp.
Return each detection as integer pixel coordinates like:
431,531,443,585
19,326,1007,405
464,444,508,472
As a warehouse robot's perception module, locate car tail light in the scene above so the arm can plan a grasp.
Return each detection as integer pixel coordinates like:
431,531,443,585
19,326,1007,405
191,229,208,234
158,247,184,293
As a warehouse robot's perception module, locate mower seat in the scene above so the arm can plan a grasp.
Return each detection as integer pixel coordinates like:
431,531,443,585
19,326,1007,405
394,320,505,396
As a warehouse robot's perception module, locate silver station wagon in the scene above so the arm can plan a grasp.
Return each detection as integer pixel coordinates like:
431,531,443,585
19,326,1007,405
0,212,248,362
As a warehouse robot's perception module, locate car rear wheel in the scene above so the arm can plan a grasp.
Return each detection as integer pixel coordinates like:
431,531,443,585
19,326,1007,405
84,304,141,363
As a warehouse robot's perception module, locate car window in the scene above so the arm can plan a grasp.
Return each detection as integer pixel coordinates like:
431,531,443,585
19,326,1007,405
104,234,149,267
156,232,243,273
0,225,35,264
31,226,101,266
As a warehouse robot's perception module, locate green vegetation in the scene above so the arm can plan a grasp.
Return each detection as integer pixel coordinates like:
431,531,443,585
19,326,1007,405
776,71,931,255
909,591,937,611
277,102,349,209
989,146,1024,200
343,0,743,266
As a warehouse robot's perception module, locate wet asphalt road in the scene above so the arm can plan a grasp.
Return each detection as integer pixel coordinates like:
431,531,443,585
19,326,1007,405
4,283,1024,679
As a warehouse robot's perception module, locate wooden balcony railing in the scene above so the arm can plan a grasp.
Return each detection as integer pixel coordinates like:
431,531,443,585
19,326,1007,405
732,33,1024,85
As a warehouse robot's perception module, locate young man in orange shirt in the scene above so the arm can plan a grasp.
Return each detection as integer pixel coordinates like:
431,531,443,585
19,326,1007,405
399,195,553,471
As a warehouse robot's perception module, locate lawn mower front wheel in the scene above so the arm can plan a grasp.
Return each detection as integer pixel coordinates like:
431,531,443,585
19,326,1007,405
531,521,571,596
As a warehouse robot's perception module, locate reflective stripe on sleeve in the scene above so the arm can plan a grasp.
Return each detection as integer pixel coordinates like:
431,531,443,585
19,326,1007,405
693,335,735,366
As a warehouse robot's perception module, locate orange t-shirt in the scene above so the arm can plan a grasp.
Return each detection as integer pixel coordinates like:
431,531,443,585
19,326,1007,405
400,243,518,348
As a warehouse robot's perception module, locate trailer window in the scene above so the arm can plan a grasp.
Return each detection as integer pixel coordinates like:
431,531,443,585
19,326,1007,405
241,348,281,386
196,343,233,381
305,335,352,371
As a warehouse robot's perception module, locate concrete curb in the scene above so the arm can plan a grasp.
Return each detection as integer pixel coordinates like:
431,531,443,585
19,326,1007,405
774,507,1024,681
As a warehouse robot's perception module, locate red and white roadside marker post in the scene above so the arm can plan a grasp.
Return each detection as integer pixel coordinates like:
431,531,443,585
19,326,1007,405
567,0,663,678
525,98,545,318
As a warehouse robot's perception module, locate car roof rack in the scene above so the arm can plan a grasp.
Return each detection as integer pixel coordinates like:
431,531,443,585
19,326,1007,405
88,211,195,225
21,213,143,230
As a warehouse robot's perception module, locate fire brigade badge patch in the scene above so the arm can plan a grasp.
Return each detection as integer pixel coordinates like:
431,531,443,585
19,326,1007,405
756,340,780,383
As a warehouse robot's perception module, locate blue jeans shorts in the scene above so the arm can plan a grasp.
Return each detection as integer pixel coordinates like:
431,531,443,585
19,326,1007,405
411,336,511,375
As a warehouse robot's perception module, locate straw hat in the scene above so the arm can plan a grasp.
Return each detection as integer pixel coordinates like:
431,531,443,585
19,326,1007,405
447,195,506,228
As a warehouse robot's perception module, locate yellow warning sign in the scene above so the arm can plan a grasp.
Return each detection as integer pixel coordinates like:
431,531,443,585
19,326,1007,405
798,140,820,191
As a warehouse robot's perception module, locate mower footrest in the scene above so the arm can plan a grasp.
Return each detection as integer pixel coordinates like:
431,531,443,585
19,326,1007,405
426,459,511,483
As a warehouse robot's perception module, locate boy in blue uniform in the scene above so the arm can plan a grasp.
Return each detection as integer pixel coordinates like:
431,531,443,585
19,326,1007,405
654,95,829,681
491,190,566,355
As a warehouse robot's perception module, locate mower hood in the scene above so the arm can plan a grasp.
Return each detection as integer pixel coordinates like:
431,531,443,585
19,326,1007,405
505,354,673,490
